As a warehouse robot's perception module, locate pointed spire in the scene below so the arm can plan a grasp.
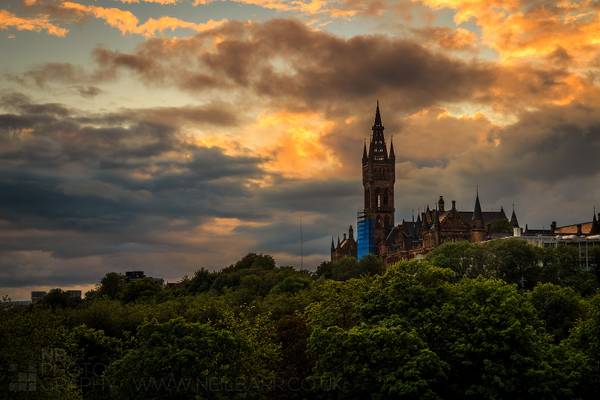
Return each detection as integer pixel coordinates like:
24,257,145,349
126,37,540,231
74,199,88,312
373,100,383,129
331,237,335,252
369,101,387,161
349,225,354,240
510,203,519,228
362,139,368,163
472,189,484,228
389,136,395,159
337,235,340,246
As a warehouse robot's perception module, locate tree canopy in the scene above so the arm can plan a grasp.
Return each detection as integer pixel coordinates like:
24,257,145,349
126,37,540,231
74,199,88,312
2,241,600,399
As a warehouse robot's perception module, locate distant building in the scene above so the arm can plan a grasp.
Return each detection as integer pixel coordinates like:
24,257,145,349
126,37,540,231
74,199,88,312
331,225,357,262
512,228,600,269
125,270,164,286
125,271,146,282
331,103,513,264
31,291,47,303
31,289,83,303
65,290,82,300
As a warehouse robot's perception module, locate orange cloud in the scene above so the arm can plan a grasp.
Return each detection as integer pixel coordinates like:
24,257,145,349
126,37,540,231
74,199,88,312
0,9,68,37
61,1,225,37
118,0,179,4
253,110,341,179
413,26,478,51
420,0,600,65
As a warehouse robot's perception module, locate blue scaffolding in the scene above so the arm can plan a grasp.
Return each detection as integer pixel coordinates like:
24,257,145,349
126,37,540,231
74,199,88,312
357,211,375,260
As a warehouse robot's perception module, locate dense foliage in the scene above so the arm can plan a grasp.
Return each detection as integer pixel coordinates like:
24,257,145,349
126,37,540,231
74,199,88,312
2,241,600,399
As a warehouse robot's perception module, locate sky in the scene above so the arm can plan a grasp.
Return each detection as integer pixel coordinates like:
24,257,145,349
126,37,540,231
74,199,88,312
1,0,600,300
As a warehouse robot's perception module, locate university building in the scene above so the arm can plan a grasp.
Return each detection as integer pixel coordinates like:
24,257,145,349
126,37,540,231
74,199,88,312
331,104,600,264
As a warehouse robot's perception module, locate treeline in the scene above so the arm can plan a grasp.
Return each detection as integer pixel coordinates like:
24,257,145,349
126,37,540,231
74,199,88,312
2,240,600,399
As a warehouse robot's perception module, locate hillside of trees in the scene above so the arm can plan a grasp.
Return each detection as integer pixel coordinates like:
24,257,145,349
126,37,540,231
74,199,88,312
2,239,600,399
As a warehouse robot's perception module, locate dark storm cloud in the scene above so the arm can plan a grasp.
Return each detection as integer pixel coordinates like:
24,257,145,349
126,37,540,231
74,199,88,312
259,178,360,213
0,93,368,291
89,19,494,110
0,93,265,235
484,103,600,182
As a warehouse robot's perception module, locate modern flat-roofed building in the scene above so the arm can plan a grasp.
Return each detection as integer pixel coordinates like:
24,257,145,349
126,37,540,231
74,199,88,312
31,291,47,303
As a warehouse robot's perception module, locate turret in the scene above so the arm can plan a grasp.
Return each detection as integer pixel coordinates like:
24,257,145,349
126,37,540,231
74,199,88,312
510,205,519,228
331,237,335,252
438,196,445,212
471,189,485,242
348,225,354,240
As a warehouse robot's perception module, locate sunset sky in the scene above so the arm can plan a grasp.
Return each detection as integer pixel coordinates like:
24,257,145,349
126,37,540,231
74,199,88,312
1,0,600,299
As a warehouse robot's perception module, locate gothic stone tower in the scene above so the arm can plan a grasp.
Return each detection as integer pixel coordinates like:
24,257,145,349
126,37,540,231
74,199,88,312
362,102,395,249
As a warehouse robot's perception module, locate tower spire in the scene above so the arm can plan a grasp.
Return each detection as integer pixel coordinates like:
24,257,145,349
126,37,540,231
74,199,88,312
472,189,483,223
389,135,395,159
362,139,368,164
373,100,382,128
510,203,519,228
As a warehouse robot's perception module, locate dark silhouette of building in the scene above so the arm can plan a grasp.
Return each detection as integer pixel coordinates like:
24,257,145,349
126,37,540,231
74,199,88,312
331,225,357,262
331,103,514,263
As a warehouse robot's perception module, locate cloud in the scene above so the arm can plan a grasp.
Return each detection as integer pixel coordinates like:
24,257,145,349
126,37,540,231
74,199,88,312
61,1,226,37
194,0,389,17
0,93,358,292
89,19,495,110
83,18,597,115
412,26,478,51
0,8,68,36
118,0,179,4
419,0,600,67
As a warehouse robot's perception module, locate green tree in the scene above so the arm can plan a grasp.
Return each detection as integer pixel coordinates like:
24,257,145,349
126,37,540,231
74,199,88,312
122,278,163,303
96,272,127,300
483,239,540,289
105,318,257,400
308,324,446,399
529,283,584,341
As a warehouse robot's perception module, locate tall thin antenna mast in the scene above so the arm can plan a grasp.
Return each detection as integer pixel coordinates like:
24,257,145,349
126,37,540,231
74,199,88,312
300,215,304,269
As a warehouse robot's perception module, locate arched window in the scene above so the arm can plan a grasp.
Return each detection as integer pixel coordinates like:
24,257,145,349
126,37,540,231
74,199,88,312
383,189,389,206
375,188,381,209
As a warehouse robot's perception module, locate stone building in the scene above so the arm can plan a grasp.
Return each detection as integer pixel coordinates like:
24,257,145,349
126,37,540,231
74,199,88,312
331,103,514,263
330,225,357,262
